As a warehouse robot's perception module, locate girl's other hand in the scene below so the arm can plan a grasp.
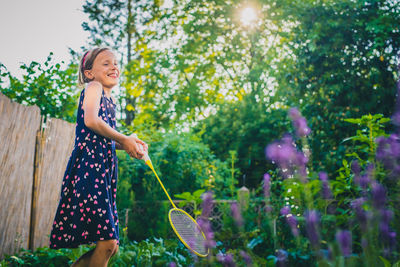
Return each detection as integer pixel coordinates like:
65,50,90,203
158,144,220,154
120,136,144,159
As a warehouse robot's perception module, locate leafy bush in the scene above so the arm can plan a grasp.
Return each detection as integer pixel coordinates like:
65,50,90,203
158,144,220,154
0,238,191,267
0,53,80,123
115,128,233,240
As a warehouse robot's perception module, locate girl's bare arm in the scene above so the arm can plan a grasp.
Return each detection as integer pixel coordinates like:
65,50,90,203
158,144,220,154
83,82,127,144
115,142,123,150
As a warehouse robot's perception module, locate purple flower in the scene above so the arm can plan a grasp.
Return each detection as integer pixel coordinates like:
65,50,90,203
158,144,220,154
288,108,311,137
265,134,308,180
217,253,236,267
351,161,361,176
392,111,400,127
356,174,370,191
351,198,368,232
361,238,368,249
239,250,252,266
276,249,288,267
376,134,400,179
371,182,386,209
168,262,176,267
280,206,290,216
379,209,396,250
281,206,299,237
336,230,352,257
230,202,243,227
263,173,271,198
201,191,214,217
319,172,332,199
381,209,393,224
197,218,216,249
304,210,320,247
198,192,216,250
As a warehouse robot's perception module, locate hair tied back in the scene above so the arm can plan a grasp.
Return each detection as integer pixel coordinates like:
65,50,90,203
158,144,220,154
82,50,90,69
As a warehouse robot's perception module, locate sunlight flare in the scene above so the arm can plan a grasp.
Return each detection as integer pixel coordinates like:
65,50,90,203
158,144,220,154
240,6,257,27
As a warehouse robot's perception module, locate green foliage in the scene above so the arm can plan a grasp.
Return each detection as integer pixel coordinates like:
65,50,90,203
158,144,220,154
109,238,191,266
0,245,93,267
331,114,390,222
0,53,80,123
195,98,291,189
342,114,390,162
0,238,191,267
273,0,399,175
174,189,205,217
115,127,233,240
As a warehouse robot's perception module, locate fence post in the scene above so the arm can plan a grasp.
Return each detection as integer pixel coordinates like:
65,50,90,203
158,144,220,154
28,117,44,250
237,186,250,211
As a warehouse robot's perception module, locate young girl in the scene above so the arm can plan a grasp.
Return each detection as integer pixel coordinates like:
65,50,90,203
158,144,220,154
49,47,147,267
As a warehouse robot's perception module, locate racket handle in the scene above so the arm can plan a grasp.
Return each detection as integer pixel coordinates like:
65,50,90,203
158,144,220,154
131,133,152,164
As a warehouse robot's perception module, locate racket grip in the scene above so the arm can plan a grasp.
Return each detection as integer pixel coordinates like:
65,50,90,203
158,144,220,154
132,134,151,163
137,144,153,168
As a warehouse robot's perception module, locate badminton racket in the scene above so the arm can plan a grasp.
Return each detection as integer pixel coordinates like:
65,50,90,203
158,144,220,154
134,139,209,257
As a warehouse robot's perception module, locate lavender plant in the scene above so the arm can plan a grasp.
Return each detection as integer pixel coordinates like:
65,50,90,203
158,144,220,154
189,69,400,266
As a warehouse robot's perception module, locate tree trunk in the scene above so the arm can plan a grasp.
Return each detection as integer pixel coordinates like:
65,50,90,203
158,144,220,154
124,0,137,126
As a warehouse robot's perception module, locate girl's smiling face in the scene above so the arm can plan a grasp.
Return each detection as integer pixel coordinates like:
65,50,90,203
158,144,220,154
84,50,120,89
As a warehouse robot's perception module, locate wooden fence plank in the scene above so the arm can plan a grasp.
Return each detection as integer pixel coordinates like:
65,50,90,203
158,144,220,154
31,117,75,249
0,93,41,258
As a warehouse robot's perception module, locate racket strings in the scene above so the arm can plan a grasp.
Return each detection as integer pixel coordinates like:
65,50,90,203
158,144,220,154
169,209,207,255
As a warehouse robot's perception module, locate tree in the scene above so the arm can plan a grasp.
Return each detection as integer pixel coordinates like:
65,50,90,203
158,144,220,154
83,0,291,129
273,0,400,173
82,0,164,126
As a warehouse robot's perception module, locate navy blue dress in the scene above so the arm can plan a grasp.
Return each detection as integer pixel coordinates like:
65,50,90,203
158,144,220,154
49,88,120,249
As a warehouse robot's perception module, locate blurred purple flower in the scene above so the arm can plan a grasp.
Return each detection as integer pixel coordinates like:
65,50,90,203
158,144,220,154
265,134,308,180
263,173,271,198
280,206,290,216
276,249,288,267
264,205,273,213
201,191,214,218
217,253,236,267
381,209,393,225
376,134,400,179
354,164,373,192
336,230,352,257
288,108,311,137
379,209,396,251
239,250,253,266
361,237,368,249
305,210,320,247
371,182,386,209
357,174,371,191
351,161,361,176
392,112,400,127
394,57,400,129
231,202,244,227
351,198,368,232
319,172,332,199
198,191,216,250
197,218,216,249
168,262,176,267
281,206,299,237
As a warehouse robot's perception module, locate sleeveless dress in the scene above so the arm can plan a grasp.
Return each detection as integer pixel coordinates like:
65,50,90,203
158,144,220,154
49,88,120,249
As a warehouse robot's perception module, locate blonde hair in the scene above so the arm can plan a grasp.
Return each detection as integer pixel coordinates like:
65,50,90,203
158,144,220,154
78,47,112,86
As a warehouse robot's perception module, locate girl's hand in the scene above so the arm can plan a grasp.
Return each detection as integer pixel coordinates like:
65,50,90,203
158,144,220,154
120,136,144,159
129,133,149,153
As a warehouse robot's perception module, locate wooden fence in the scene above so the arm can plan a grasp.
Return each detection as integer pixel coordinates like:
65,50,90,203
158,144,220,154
0,93,75,259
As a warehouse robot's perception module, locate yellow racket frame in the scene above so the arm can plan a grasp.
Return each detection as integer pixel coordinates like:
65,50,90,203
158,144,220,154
145,158,209,257
168,208,209,257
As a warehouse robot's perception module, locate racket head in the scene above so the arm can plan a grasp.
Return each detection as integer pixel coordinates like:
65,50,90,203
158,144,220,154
168,208,209,257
